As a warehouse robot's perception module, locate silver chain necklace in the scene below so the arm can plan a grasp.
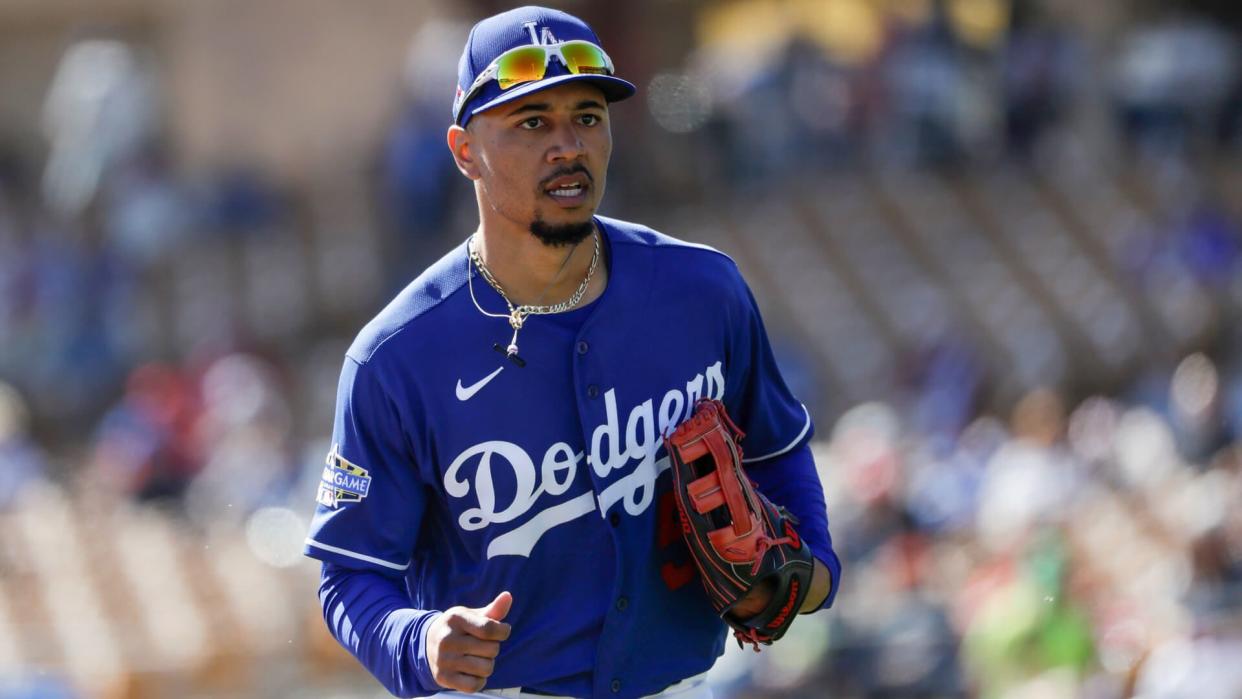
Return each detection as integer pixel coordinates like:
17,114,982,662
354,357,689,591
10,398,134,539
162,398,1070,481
467,230,601,363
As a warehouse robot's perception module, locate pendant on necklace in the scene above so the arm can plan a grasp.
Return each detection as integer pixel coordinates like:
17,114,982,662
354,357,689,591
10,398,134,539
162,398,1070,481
504,310,526,362
492,342,526,367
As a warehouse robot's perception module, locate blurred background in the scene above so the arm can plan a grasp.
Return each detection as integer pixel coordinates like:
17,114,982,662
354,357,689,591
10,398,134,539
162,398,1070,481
0,0,1240,697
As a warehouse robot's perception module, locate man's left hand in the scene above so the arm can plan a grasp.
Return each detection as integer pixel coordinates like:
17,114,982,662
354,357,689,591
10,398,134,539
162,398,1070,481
730,558,832,620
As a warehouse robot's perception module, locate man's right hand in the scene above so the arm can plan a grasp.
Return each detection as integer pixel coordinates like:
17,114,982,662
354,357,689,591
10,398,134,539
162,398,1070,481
426,591,513,692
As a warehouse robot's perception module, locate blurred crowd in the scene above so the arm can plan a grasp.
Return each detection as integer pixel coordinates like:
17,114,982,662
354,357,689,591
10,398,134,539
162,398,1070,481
677,2,1242,182
0,0,1241,697
801,350,1242,698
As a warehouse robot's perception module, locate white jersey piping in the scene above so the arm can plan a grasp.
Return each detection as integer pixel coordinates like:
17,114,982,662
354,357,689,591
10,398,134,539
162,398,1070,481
305,538,411,571
741,403,812,463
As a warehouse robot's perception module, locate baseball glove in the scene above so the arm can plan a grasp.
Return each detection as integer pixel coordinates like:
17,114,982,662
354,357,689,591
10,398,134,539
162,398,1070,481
664,398,813,651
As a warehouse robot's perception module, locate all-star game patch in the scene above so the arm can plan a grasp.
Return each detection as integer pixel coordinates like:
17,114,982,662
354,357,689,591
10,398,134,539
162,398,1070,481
317,444,372,508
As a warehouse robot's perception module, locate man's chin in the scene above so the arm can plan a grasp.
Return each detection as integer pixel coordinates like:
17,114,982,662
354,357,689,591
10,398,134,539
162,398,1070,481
529,215,595,248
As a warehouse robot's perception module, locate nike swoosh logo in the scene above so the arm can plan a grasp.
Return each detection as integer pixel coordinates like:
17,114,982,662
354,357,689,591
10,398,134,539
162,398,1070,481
456,366,505,401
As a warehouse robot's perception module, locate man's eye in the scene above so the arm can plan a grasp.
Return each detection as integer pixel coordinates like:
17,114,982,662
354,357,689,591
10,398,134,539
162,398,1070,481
520,117,543,129
579,114,600,126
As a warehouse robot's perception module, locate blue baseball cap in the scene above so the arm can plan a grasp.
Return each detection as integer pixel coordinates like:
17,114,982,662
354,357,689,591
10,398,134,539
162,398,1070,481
452,6,637,127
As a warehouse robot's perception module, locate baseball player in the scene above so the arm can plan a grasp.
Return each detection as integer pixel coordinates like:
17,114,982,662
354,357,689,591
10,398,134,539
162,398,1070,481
304,7,841,698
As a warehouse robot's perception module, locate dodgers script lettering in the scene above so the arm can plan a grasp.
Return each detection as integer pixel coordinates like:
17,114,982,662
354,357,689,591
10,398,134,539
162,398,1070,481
444,360,726,558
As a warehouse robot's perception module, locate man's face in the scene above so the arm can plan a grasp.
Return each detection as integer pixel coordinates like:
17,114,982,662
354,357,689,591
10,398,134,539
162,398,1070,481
452,81,612,247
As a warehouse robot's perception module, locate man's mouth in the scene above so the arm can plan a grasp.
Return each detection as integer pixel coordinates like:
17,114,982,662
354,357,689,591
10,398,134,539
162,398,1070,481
548,183,584,198
543,174,591,205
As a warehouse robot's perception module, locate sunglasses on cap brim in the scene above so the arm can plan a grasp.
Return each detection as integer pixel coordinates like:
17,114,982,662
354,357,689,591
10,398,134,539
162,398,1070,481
455,40,616,122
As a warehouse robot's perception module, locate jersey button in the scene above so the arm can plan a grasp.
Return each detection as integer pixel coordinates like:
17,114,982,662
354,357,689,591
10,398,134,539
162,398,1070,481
587,384,600,399
615,597,628,611
609,512,620,527
610,679,621,693
576,340,589,355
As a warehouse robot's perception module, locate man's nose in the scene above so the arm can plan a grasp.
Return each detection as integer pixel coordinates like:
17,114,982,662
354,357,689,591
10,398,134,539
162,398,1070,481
548,122,585,162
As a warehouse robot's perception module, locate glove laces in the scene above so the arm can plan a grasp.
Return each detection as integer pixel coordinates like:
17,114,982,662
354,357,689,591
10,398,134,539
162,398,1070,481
750,533,796,576
734,627,770,652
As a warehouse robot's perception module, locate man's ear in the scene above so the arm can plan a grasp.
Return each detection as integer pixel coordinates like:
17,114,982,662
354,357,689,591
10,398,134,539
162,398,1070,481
447,125,480,180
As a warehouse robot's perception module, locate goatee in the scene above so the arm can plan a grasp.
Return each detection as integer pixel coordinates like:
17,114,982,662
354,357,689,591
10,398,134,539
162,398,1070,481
530,215,594,248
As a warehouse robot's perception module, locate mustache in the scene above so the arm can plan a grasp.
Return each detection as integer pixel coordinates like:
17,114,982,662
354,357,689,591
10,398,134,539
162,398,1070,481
539,164,593,189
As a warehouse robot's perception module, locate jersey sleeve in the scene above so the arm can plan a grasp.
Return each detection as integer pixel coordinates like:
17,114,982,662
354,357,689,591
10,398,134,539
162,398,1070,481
304,355,427,576
747,444,842,611
723,268,814,463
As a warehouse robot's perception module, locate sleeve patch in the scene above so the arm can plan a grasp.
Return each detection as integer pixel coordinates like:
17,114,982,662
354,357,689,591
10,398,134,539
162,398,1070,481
318,444,373,508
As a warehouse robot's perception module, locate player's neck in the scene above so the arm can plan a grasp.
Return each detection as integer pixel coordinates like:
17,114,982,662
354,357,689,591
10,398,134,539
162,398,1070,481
474,221,606,308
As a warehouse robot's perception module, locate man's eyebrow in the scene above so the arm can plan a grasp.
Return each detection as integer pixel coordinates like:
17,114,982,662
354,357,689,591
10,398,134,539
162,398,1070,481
505,99,606,117
506,102,550,117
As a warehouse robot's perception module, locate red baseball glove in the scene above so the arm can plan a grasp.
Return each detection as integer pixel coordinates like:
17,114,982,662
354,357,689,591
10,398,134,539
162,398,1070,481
664,398,813,650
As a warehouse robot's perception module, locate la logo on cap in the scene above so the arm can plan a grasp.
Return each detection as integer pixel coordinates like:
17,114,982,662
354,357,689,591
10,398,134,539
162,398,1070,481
522,21,559,45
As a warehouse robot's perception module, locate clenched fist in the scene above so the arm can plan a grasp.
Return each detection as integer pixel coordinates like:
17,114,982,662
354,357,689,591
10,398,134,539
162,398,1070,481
426,591,513,692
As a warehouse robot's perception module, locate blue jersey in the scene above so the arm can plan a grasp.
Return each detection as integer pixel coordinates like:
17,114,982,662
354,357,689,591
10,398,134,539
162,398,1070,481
304,216,817,697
